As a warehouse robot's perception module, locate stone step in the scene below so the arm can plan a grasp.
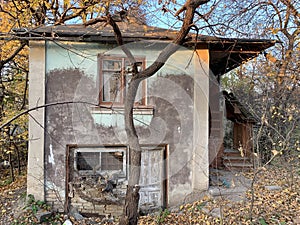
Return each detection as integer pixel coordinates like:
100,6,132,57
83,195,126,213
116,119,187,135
223,149,253,171
223,149,243,157
223,156,251,163
223,162,253,171
224,148,240,153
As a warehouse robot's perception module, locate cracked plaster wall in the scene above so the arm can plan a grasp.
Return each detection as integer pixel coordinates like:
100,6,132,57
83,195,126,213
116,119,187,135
31,41,210,211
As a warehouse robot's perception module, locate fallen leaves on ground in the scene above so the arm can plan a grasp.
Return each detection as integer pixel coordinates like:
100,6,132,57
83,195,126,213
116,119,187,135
0,173,27,224
1,166,300,224
139,166,300,225
221,167,300,225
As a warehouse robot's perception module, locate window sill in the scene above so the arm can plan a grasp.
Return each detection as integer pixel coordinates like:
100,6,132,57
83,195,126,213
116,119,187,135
91,105,154,115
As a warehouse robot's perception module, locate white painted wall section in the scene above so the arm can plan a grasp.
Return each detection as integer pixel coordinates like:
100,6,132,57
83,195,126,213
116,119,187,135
27,41,46,200
192,49,209,191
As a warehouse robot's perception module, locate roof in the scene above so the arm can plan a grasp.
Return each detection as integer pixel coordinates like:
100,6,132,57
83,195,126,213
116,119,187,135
13,21,276,76
193,38,276,75
223,91,257,123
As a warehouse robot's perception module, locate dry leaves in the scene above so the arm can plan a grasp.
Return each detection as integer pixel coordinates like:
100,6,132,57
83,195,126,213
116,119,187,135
1,167,300,224
139,167,300,225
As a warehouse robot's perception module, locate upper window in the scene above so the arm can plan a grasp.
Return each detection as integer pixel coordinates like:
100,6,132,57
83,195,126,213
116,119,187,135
99,55,146,106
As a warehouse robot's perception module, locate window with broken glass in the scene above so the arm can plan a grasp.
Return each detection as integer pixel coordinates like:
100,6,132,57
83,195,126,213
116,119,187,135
99,55,146,106
75,147,127,178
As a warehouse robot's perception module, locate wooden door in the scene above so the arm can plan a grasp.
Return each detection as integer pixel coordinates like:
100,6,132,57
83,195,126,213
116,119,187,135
233,123,253,157
139,146,165,211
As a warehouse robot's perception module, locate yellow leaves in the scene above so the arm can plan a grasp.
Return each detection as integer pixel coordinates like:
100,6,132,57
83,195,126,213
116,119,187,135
0,12,13,33
141,168,300,225
271,149,279,156
137,0,145,4
266,72,275,77
43,1,52,9
264,52,278,63
269,28,280,34
1,1,30,28
63,0,71,10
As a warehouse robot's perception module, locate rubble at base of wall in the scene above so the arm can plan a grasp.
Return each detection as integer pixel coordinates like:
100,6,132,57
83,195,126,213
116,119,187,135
70,195,124,216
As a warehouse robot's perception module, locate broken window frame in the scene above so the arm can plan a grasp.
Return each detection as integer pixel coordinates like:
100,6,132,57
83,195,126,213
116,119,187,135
74,147,127,178
98,54,147,106
65,144,168,213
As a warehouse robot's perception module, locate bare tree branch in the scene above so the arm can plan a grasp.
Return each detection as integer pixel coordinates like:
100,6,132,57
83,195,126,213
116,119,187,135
0,101,108,130
84,16,108,26
0,41,27,69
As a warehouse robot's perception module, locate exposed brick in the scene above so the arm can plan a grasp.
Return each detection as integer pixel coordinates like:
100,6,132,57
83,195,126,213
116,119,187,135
94,205,106,210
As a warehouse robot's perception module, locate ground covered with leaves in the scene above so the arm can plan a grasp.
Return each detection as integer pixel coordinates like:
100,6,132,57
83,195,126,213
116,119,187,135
1,166,300,224
0,173,27,224
139,166,300,225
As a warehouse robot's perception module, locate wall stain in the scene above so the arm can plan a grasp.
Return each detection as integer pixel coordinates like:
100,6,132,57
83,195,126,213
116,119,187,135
45,69,196,211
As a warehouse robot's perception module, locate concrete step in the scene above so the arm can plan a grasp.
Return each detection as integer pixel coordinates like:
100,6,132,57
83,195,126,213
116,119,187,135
223,149,253,171
223,149,243,157
224,148,241,153
223,162,253,171
223,156,251,163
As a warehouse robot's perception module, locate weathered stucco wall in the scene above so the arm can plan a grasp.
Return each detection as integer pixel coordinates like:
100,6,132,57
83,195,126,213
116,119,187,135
27,41,46,201
28,40,209,214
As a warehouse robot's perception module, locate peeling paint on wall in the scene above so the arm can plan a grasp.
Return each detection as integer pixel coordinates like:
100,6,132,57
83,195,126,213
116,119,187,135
42,41,209,212
48,144,55,165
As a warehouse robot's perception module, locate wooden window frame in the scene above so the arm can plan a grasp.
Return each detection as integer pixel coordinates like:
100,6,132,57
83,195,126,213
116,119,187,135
98,54,147,107
74,146,127,177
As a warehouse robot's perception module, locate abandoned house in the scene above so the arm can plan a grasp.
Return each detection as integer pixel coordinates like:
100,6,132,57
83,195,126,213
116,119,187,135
19,21,276,216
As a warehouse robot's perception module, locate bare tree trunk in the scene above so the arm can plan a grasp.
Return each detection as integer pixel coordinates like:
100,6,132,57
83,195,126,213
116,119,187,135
8,151,15,182
13,142,21,175
116,1,210,224
119,79,142,225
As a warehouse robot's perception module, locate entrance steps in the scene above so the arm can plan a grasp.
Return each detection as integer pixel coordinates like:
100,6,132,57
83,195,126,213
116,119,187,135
223,148,253,171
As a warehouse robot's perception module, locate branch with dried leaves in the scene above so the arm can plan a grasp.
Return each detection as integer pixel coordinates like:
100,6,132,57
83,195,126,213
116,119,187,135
0,41,27,69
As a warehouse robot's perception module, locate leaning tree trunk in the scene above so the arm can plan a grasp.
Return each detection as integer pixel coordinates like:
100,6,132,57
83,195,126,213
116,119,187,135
115,1,210,224
119,79,142,225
